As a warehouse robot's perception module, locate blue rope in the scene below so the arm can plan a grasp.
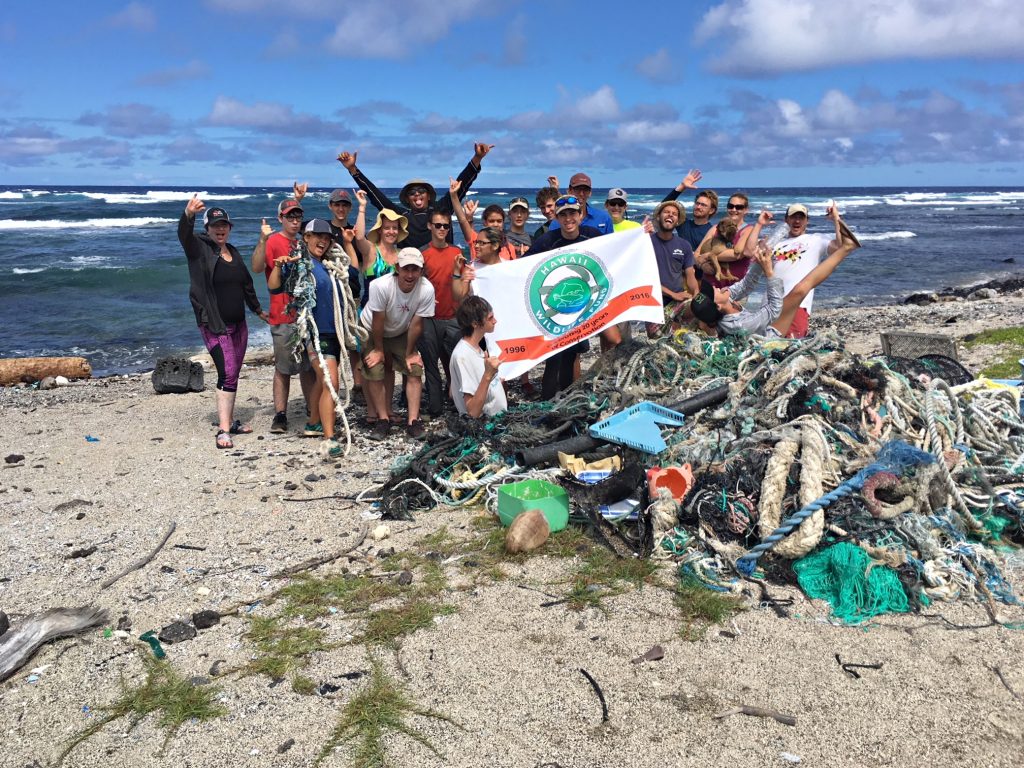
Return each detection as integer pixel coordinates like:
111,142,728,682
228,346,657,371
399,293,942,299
735,441,935,576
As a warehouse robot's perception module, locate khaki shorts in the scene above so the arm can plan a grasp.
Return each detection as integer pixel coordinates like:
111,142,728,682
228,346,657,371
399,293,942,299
361,332,424,381
271,323,311,375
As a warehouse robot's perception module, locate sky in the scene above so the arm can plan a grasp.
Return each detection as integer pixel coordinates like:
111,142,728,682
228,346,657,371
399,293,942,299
1,0,1022,189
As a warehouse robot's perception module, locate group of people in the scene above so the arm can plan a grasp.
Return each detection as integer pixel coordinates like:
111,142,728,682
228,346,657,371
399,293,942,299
178,145,860,455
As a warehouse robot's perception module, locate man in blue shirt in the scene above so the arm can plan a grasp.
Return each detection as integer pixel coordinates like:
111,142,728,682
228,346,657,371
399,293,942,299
546,172,614,236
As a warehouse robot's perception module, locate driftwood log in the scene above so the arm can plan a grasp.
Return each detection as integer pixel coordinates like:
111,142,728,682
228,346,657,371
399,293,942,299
0,357,92,386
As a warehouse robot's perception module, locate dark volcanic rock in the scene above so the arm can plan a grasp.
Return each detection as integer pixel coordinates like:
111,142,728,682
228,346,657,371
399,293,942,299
192,610,221,630
158,621,197,644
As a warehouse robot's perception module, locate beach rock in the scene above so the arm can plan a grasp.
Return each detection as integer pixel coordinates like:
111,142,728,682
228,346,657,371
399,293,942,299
372,524,391,541
66,545,96,559
277,738,295,754
116,615,131,631
397,570,414,586
38,377,57,390
54,375,70,386
4,454,25,464
968,288,999,300
158,621,197,644
904,292,937,306
0,610,9,638
192,610,221,630
505,509,551,553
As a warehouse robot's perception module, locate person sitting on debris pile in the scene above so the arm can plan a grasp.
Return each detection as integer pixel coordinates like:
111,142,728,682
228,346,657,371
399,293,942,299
450,296,506,418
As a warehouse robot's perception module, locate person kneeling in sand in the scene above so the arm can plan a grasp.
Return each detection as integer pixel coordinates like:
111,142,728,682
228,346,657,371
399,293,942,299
688,211,859,337
359,248,435,441
450,296,506,419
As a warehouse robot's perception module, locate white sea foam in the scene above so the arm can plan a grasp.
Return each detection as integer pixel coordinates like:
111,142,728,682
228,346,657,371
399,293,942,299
0,191,23,200
77,190,249,205
856,231,917,241
0,217,174,230
12,267,46,274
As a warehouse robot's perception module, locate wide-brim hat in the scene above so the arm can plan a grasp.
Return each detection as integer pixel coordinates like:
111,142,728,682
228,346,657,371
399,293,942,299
366,208,410,244
399,179,437,208
654,199,686,222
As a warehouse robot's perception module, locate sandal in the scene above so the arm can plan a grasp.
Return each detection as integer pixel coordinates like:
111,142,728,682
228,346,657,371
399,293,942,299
367,420,391,442
388,414,404,424
216,430,234,449
229,420,253,435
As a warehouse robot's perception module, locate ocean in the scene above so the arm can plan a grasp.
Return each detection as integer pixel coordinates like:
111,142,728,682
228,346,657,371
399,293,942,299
2,185,1022,376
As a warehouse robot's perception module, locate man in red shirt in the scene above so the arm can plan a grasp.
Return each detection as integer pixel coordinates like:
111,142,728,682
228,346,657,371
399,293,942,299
418,209,463,418
251,198,315,433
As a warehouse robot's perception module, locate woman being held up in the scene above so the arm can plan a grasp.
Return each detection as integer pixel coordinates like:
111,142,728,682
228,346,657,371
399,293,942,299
179,194,268,449
688,208,859,337
450,296,506,418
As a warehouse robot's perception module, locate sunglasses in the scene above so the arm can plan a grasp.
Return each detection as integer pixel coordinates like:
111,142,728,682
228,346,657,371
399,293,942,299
606,200,626,207
726,203,747,211
431,222,451,230
555,196,579,206
569,185,592,193
407,187,428,196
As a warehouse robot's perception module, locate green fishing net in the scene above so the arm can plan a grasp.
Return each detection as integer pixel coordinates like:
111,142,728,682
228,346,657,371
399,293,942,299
793,542,909,624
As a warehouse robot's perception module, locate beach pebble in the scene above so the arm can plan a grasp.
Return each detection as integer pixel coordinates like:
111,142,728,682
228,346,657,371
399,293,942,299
781,753,801,764
277,738,295,754
192,610,221,630
196,586,212,597
4,454,25,464
55,376,69,385
397,570,414,586
158,621,197,644
39,376,57,390
372,524,391,541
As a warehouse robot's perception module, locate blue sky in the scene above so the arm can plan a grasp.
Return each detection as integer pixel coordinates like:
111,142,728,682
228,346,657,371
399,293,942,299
1,0,1022,188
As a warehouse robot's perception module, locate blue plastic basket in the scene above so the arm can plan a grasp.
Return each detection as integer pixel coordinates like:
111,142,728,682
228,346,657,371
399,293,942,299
589,402,687,454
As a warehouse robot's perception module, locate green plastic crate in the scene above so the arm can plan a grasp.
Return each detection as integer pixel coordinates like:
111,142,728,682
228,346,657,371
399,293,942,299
497,479,569,532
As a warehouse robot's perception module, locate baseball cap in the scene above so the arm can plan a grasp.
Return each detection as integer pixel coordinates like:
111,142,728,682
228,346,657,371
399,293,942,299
606,188,628,203
303,218,332,235
689,281,725,326
203,207,232,227
568,172,592,189
329,189,352,204
555,195,582,214
786,203,809,217
508,196,529,211
278,199,304,216
396,247,424,268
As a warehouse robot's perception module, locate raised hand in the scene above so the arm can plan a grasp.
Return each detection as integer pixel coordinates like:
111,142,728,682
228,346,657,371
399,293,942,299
464,199,478,218
461,263,476,284
449,176,462,194
185,193,205,217
547,175,559,190
681,169,702,190
354,189,367,205
259,218,272,241
473,142,495,162
341,227,356,244
641,215,653,234
757,209,774,226
337,151,358,171
293,181,308,202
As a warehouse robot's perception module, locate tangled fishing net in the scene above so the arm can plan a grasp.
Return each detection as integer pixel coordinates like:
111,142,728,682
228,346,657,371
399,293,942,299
365,329,1024,623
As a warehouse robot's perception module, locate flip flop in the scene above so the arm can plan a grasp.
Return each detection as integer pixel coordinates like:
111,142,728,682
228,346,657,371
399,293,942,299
216,430,234,449
229,420,253,435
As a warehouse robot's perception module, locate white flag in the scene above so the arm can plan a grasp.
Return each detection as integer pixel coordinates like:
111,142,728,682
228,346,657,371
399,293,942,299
473,228,664,379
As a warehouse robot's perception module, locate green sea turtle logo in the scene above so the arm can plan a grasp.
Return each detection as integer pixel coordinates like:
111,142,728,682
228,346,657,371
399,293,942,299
526,250,611,336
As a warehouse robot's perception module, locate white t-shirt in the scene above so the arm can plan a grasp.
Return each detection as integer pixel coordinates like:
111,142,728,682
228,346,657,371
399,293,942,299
770,233,831,312
359,275,435,337
450,338,507,418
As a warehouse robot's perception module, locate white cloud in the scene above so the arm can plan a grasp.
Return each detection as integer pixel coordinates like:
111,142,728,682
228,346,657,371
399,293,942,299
695,0,1024,75
616,121,691,143
635,49,678,84
324,0,485,58
206,96,347,138
133,60,208,87
563,86,621,121
106,2,156,32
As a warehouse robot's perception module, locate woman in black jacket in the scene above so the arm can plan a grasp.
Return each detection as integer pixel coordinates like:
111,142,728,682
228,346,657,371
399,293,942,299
179,194,268,448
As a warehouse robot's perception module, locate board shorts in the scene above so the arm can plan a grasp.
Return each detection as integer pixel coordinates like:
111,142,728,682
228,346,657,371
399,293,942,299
361,332,424,381
785,308,810,339
271,323,311,375
310,332,342,361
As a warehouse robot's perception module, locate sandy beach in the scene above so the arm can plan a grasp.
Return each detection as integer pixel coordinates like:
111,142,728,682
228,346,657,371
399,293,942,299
2,293,1024,768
